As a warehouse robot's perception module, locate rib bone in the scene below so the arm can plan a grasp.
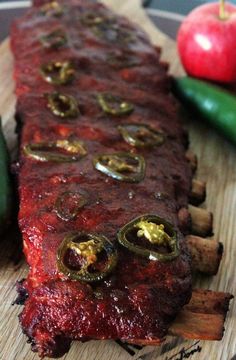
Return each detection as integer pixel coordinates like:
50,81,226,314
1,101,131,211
170,289,233,340
190,179,206,205
125,289,233,344
185,150,197,173
186,235,223,275
189,205,213,237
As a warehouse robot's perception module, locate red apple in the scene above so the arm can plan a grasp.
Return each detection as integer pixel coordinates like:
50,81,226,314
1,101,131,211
177,1,236,83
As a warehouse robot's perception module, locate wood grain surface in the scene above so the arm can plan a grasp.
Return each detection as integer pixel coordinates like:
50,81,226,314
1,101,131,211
0,1,235,359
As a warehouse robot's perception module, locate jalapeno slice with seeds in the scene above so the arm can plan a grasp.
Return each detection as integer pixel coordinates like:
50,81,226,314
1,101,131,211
93,22,133,45
106,53,140,69
40,29,67,49
40,61,75,85
46,92,79,118
23,139,87,162
97,93,134,116
93,152,145,183
55,190,88,221
117,214,179,262
80,13,133,45
40,1,63,17
118,124,165,148
57,232,118,282
80,12,106,26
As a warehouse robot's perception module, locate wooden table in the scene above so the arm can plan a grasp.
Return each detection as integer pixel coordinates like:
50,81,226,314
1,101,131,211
0,1,235,359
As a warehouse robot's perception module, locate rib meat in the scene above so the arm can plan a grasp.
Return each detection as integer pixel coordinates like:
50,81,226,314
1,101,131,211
11,0,193,357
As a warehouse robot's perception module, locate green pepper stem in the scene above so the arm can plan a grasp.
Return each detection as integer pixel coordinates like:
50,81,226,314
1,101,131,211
219,0,229,20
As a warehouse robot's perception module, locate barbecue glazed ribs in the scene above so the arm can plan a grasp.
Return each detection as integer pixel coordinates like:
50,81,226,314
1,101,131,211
12,0,193,357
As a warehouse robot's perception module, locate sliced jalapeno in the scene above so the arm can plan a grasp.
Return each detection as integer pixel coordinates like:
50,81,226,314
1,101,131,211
92,22,133,45
106,53,140,69
118,124,165,148
57,232,118,282
97,93,134,116
40,61,75,85
117,214,180,262
80,12,106,26
46,92,79,118
40,29,67,49
93,152,145,183
39,1,64,17
55,190,88,221
80,12,133,45
23,139,87,162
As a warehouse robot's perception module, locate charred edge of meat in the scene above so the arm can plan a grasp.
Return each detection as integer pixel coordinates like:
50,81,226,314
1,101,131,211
23,323,73,358
13,279,28,305
33,336,72,359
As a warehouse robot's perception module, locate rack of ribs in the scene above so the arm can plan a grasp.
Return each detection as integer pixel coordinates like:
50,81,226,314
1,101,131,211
11,0,232,357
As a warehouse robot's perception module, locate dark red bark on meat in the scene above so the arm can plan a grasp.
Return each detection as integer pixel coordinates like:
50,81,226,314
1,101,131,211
11,0,192,357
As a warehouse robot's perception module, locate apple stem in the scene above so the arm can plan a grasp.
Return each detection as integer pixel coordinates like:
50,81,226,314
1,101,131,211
219,0,228,20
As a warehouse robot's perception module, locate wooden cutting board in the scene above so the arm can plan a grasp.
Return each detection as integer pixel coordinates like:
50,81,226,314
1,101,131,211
0,1,235,359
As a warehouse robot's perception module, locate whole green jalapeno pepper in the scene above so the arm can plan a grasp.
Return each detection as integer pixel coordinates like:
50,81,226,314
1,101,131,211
173,76,236,146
